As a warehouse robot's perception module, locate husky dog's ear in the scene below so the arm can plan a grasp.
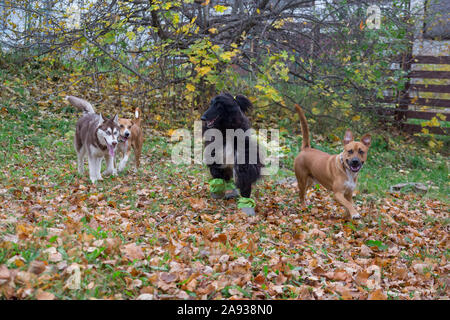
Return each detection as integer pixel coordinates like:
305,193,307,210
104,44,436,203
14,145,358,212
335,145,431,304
98,114,104,126
343,129,353,145
112,114,119,124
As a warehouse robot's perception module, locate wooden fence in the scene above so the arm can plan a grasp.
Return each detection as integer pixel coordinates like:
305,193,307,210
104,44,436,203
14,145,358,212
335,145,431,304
382,55,450,135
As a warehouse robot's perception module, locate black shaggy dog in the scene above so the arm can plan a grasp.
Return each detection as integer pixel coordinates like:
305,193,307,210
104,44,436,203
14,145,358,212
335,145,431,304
201,93,263,215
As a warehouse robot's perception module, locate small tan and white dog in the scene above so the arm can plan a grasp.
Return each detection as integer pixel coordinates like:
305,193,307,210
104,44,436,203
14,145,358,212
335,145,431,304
116,108,144,171
294,105,371,219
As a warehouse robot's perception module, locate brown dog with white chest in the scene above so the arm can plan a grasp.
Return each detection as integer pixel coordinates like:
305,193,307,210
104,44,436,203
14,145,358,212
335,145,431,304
116,107,144,172
294,105,371,219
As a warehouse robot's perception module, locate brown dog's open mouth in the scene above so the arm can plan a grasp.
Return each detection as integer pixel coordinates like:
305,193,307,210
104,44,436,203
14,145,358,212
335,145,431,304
346,159,362,172
349,162,362,172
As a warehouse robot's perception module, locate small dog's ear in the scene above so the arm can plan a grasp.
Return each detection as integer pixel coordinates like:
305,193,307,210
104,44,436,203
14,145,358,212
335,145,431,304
135,108,140,119
343,129,353,145
361,134,371,147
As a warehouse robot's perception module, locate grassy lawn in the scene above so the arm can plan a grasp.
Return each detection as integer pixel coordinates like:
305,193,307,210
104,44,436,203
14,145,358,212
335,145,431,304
0,101,448,300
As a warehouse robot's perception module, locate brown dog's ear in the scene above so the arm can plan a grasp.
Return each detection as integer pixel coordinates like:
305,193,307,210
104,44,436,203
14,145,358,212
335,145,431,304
343,129,353,145
361,134,371,147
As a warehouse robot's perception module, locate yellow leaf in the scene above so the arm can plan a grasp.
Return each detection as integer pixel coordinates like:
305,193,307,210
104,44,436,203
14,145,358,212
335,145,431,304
196,66,211,76
430,117,440,127
208,28,218,34
312,108,320,115
126,31,135,40
214,5,228,13
428,140,436,148
186,83,195,92
352,115,361,121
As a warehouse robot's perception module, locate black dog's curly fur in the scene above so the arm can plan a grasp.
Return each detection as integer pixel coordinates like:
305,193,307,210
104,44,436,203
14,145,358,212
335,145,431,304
201,93,262,198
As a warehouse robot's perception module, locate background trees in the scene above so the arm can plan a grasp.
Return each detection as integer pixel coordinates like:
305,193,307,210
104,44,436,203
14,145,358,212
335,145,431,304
0,1,446,137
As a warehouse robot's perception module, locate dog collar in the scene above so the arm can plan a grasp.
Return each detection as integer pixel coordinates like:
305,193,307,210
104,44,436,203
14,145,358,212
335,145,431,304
339,153,351,174
339,153,345,169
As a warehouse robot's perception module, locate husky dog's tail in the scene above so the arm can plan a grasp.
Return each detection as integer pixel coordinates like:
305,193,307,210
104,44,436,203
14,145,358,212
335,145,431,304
134,107,142,126
66,96,95,114
295,104,310,149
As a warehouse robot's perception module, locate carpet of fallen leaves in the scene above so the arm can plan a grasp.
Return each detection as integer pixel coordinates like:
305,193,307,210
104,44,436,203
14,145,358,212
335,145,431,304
0,111,449,300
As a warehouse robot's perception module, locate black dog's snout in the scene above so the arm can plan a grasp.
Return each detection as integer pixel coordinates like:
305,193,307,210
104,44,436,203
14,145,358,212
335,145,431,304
201,115,207,121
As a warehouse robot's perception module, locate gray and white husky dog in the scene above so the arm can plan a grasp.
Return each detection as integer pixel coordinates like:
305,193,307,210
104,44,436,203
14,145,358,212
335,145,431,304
67,96,120,183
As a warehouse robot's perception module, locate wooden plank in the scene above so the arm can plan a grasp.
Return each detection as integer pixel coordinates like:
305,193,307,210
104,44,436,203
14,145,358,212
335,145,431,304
382,97,450,108
412,56,450,64
410,84,450,93
402,123,449,135
403,111,450,121
409,71,450,79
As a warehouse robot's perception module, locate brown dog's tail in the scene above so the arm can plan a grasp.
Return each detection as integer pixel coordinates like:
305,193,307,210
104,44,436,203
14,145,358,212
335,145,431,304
295,104,310,149
134,107,142,126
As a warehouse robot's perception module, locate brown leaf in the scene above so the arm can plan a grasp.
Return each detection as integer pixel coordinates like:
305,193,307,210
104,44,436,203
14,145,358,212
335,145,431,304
211,233,227,244
36,289,55,300
188,198,207,211
254,274,266,285
0,265,10,283
121,243,145,261
16,224,34,240
368,289,387,300
160,272,177,283
28,261,46,275
312,266,326,276
176,290,190,300
355,270,370,287
325,269,350,282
